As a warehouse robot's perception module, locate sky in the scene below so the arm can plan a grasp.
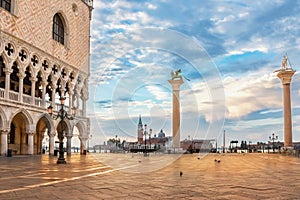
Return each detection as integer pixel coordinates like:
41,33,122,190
86,0,300,148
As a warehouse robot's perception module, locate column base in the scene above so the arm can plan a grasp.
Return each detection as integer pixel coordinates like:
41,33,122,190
57,158,67,164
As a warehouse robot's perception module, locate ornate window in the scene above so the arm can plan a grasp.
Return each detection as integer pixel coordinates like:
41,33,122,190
0,0,11,12
52,13,64,45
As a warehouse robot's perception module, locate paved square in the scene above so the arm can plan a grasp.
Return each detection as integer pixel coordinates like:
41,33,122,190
0,153,299,199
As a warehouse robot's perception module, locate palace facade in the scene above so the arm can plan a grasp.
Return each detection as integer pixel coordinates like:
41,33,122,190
0,0,93,156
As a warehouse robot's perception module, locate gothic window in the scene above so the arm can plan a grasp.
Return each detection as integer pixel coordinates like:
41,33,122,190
10,62,19,92
0,56,5,89
0,0,11,12
35,71,43,98
46,76,52,101
23,67,31,95
52,13,65,45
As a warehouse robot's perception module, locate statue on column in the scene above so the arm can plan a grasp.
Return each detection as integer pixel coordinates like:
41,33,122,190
171,69,190,81
171,69,182,80
282,55,288,70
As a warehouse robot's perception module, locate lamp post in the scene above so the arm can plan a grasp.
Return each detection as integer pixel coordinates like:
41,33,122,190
48,97,76,164
269,133,278,153
248,141,252,153
149,128,152,149
144,124,147,155
115,135,118,150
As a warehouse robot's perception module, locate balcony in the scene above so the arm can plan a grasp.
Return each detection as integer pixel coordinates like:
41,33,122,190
0,88,84,117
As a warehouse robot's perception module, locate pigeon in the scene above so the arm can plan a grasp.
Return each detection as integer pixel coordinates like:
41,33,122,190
179,171,183,177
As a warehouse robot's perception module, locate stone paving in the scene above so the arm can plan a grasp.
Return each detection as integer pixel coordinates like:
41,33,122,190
0,152,299,200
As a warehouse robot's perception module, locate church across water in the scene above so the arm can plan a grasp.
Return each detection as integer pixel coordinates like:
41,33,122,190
128,115,214,153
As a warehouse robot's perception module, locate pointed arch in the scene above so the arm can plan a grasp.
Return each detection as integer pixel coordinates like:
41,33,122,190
0,106,8,129
74,120,86,137
9,108,34,132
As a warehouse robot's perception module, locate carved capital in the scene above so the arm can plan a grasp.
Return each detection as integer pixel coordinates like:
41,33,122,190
3,68,13,74
27,132,35,136
1,129,9,135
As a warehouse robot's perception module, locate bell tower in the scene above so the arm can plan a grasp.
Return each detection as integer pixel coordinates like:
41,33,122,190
137,115,143,144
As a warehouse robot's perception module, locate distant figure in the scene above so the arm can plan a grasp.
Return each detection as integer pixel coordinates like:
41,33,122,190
179,171,183,177
282,55,288,70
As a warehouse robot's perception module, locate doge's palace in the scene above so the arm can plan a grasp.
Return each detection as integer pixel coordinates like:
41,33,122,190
0,0,93,156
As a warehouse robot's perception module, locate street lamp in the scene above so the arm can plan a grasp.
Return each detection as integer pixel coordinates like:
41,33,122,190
248,141,252,153
48,97,76,164
115,135,118,150
149,128,152,149
144,124,147,155
269,133,278,153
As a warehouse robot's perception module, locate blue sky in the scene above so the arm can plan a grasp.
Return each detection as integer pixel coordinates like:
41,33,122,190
86,0,300,148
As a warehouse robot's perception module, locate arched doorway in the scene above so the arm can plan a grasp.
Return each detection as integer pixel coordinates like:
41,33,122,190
9,112,29,154
71,126,80,153
55,119,70,154
36,116,51,154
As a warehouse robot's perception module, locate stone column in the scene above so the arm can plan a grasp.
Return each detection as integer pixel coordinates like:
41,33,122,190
51,84,57,107
82,87,88,117
76,93,80,109
41,81,47,107
66,135,72,156
0,130,8,156
276,69,295,148
30,77,37,105
49,131,55,155
18,72,25,102
4,68,12,99
69,88,74,110
27,132,34,155
168,78,184,149
80,136,88,154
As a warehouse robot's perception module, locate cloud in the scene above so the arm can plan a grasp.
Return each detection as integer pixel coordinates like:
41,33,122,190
223,68,282,119
87,0,300,145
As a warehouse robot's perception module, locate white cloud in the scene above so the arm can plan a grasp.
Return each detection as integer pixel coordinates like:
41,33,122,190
88,0,300,144
224,68,281,119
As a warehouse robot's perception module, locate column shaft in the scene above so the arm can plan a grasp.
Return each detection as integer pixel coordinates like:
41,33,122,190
283,84,293,147
0,130,8,156
168,78,184,149
276,69,295,148
49,133,55,155
27,133,34,155
172,89,181,148
66,136,72,156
